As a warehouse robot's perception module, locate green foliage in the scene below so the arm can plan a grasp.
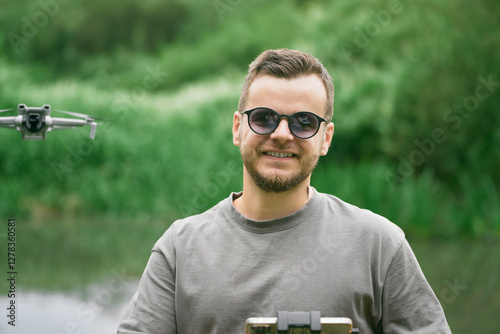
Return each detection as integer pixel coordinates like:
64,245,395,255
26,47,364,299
0,0,499,239
313,160,500,238
2,0,190,62
0,5,497,333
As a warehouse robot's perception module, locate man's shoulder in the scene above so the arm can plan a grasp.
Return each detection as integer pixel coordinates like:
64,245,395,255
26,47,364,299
153,196,230,249
172,196,229,233
318,192,405,241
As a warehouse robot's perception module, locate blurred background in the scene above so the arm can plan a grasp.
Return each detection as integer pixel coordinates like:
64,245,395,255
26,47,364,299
0,0,499,333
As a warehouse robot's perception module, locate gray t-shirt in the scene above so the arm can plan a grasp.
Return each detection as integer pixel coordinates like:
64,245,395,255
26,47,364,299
117,190,451,333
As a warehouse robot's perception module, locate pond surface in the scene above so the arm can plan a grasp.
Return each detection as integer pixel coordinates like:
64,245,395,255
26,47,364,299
1,238,498,334
0,280,138,334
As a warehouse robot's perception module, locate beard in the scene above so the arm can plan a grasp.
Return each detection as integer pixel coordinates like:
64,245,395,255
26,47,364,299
241,144,321,193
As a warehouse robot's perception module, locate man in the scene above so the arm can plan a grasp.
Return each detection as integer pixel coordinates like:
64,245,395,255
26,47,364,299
117,49,451,333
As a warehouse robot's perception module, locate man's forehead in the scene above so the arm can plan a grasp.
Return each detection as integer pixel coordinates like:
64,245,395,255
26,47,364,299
247,74,327,114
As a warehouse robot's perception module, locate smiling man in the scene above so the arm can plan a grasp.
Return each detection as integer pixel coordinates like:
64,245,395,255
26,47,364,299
233,72,334,221
117,49,451,334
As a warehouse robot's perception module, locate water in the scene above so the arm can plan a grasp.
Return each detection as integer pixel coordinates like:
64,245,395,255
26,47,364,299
410,237,499,334
0,280,138,334
1,239,498,334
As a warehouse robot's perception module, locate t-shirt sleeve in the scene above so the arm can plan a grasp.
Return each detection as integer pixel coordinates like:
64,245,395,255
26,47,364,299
116,230,177,334
380,238,451,334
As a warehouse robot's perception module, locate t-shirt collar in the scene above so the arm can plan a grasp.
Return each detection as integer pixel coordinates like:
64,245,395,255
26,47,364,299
224,187,323,233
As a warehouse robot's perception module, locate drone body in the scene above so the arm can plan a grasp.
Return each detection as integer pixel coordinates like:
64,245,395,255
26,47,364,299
0,104,100,140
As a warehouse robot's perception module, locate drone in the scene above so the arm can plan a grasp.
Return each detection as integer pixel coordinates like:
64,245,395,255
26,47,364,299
0,104,108,140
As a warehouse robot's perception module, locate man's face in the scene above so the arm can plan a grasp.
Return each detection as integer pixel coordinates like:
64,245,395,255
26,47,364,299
233,74,334,193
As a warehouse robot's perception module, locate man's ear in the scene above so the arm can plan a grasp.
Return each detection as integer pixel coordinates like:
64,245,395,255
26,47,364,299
233,111,241,147
320,122,334,156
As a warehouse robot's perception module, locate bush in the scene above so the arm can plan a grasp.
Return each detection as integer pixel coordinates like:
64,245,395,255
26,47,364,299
1,0,499,238
2,0,190,64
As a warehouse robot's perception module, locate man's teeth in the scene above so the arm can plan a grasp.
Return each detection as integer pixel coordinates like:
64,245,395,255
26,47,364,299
266,152,294,158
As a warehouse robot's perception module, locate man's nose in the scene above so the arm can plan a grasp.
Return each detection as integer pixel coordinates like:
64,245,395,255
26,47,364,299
270,118,294,142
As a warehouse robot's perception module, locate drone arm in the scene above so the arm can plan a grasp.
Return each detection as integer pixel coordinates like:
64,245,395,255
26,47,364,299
49,117,97,139
47,125,77,132
50,117,87,127
0,116,20,128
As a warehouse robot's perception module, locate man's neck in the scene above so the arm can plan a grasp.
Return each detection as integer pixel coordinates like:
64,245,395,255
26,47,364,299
233,178,312,221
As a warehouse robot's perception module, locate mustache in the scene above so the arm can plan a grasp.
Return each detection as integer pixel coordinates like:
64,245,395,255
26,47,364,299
259,143,300,154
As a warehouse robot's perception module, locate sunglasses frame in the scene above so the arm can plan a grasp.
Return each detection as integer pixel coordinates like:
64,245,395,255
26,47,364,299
240,107,328,139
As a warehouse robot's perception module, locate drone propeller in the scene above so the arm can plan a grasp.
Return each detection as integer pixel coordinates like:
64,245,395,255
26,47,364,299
55,109,112,122
0,108,13,113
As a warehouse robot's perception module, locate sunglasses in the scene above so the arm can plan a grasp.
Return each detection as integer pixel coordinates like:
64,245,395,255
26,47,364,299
240,107,328,139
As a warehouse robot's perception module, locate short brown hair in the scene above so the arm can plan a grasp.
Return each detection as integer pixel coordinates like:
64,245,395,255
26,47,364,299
238,49,334,121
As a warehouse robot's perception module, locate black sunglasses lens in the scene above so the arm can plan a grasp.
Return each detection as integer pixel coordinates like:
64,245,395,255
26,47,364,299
290,112,319,138
248,108,279,134
247,109,322,138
